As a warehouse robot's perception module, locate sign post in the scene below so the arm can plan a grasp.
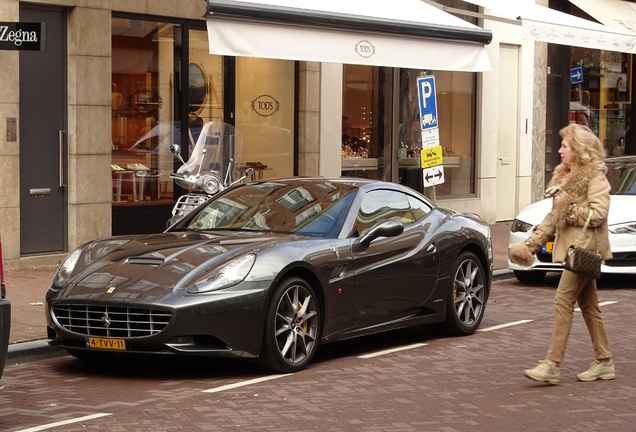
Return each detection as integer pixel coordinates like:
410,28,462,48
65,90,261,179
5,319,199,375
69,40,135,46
416,75,445,189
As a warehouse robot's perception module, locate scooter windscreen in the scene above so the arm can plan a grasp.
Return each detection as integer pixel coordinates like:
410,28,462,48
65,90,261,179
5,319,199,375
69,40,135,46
174,121,244,192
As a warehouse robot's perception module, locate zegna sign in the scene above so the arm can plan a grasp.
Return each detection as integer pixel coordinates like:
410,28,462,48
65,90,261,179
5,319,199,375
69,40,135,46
0,22,46,51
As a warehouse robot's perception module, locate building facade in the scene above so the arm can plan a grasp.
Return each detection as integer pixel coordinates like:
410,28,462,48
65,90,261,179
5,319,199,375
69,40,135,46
2,0,631,269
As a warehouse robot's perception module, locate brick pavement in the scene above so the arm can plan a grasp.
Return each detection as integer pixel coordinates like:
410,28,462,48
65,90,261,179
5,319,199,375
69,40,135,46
1,277,634,432
2,222,513,348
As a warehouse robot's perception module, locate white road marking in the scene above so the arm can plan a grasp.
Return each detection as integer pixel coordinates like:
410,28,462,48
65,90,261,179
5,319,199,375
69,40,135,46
575,300,617,312
478,319,533,332
358,343,428,359
16,413,112,432
202,374,293,393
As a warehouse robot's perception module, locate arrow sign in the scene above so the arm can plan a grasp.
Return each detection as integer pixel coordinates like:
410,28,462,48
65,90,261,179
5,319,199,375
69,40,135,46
570,67,583,84
422,166,445,187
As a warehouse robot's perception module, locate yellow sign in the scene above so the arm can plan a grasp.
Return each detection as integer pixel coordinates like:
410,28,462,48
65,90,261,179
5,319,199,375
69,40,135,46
420,145,443,168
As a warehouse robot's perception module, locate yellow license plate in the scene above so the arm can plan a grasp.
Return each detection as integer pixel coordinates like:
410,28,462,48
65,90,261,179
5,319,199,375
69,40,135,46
543,242,554,253
85,337,126,351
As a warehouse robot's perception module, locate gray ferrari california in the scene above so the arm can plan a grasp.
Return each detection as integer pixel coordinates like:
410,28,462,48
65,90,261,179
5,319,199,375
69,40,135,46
46,177,492,372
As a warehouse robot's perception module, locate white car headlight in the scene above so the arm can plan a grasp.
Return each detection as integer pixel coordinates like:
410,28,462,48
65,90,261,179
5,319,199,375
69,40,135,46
511,219,533,233
187,254,256,294
609,222,636,235
52,248,83,288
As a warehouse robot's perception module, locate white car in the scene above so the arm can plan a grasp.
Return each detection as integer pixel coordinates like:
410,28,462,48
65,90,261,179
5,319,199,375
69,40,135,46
509,156,636,283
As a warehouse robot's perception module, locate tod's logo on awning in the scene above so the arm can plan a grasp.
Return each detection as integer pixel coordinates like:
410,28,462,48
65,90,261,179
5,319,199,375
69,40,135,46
251,95,280,117
0,22,46,51
355,40,375,58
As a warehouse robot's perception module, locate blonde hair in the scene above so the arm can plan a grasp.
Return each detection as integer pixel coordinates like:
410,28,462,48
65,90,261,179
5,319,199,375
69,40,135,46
559,123,607,171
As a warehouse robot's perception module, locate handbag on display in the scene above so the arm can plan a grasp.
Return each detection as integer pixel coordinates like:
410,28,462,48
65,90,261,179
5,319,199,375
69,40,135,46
563,210,602,279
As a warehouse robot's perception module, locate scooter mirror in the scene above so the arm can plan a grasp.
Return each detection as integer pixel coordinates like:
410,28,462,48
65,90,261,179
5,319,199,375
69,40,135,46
169,144,181,155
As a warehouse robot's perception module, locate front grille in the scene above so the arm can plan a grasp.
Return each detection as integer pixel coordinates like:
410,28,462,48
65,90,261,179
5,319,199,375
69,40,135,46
605,252,636,267
52,304,172,338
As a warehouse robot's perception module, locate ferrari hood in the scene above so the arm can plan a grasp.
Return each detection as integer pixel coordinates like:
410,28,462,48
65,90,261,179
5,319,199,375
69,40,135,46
54,231,287,303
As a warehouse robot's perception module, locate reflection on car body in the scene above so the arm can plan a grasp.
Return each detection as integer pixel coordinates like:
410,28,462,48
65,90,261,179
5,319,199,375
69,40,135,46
509,156,636,283
46,177,493,373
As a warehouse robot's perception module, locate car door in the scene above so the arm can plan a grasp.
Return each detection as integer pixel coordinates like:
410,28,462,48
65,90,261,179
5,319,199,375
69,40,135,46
349,189,439,328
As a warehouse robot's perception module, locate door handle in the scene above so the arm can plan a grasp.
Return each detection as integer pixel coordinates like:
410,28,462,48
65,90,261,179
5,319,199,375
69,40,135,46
59,130,66,187
498,157,510,165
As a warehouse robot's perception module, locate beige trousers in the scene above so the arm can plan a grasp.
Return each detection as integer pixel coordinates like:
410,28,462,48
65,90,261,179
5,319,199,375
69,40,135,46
546,269,612,364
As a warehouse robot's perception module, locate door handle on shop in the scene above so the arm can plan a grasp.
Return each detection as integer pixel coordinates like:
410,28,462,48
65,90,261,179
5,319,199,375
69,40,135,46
59,130,66,187
498,157,510,165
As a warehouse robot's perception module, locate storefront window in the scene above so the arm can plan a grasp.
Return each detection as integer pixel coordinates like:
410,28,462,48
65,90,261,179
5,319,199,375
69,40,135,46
341,65,392,180
342,65,477,196
570,47,632,157
111,19,178,205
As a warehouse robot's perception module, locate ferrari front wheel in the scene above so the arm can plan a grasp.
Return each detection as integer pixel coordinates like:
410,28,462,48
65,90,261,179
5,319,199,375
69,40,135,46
443,251,487,335
258,277,321,373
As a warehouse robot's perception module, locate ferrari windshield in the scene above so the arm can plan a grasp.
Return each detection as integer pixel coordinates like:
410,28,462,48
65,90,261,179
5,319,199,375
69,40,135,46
185,180,358,238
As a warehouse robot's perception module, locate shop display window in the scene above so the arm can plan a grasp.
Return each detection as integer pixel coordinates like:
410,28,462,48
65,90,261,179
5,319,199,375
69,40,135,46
570,48,633,157
342,65,477,196
111,19,178,205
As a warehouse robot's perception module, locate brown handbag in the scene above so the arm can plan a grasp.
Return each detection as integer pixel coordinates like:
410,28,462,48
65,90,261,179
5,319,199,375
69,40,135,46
563,210,602,279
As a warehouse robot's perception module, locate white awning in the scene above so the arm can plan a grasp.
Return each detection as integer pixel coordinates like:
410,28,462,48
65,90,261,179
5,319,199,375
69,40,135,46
461,0,636,54
205,0,492,72
569,0,636,34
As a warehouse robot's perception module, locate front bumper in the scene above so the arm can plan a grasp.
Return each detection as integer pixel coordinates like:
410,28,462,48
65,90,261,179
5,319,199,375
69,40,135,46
46,281,271,359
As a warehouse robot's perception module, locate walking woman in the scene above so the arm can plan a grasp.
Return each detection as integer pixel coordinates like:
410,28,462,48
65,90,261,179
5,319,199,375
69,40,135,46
509,123,615,385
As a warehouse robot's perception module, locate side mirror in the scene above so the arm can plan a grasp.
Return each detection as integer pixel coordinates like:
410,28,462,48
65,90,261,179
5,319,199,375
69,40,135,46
169,144,188,167
353,219,404,251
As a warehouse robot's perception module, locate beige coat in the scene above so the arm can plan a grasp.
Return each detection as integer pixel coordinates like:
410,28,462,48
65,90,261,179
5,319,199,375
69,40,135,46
527,162,612,262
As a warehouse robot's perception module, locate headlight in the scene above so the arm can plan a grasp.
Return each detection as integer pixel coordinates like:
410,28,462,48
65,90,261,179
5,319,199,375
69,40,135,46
199,174,221,195
511,219,533,233
609,222,636,235
52,248,83,288
187,254,256,294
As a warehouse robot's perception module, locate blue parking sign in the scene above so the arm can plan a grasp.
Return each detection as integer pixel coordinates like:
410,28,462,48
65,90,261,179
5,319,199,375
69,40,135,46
417,76,438,131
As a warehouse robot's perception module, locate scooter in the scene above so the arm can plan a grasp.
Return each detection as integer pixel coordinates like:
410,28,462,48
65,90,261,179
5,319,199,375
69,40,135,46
167,122,252,227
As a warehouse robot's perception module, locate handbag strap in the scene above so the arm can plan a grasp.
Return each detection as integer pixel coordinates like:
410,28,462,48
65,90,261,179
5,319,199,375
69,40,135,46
574,209,598,252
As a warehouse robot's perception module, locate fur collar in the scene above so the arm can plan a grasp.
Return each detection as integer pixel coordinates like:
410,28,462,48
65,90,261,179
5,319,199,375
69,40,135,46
547,161,602,228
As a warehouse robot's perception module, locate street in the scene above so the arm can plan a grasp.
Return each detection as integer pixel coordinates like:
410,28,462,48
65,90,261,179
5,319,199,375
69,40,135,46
1,275,635,432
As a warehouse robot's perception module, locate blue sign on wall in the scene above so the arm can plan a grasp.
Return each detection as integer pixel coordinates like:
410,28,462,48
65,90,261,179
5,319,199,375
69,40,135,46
571,67,583,84
417,76,438,131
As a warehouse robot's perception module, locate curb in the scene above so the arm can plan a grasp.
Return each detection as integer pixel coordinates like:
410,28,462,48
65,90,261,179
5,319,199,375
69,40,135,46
7,339,66,364
493,268,514,281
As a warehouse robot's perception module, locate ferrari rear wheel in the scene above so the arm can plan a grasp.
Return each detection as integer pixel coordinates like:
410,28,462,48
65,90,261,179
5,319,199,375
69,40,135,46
258,277,321,373
443,251,487,335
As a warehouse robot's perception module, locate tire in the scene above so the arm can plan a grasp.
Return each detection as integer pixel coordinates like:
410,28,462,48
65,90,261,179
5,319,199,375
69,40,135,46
258,277,321,373
443,251,488,336
513,269,547,284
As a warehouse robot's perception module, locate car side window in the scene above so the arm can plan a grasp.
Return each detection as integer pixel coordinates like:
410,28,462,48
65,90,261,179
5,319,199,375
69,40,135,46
353,190,412,237
406,194,433,221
